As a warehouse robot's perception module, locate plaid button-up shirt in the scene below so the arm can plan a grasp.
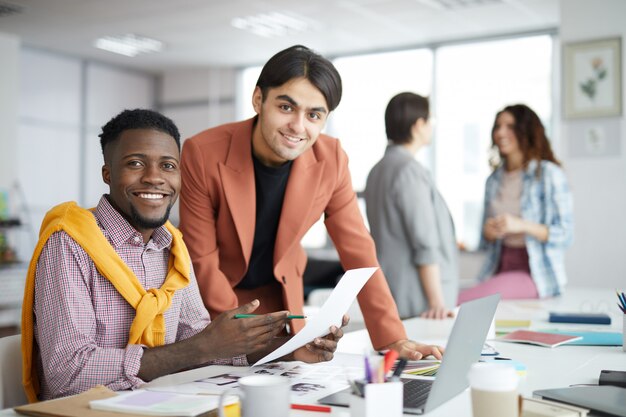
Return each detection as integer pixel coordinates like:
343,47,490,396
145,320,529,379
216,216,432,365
477,160,574,297
34,196,246,400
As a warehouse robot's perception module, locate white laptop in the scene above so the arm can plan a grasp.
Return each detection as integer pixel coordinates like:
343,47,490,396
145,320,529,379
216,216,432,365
318,294,500,414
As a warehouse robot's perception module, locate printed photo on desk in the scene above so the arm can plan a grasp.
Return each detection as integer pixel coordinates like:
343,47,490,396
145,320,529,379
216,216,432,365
145,361,363,401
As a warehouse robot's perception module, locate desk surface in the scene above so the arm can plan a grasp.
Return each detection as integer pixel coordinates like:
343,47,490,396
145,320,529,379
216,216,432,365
335,287,625,416
3,287,624,416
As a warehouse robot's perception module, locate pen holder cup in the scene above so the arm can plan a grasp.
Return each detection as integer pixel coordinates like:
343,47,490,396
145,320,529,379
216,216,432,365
349,381,403,417
622,314,625,352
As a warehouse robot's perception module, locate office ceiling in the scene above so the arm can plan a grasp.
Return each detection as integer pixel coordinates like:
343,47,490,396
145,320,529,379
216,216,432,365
1,0,559,72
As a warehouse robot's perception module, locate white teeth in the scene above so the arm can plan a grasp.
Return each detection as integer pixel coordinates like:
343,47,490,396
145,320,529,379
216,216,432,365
138,193,164,199
283,134,303,143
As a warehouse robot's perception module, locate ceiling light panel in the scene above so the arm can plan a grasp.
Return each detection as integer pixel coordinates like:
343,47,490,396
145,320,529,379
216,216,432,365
93,34,163,57
231,11,319,38
420,0,502,9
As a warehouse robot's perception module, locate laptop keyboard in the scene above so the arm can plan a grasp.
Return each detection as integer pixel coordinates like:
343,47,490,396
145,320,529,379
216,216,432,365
402,378,434,409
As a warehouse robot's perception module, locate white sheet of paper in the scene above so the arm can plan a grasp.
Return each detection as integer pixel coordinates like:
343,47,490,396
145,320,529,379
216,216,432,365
252,267,377,366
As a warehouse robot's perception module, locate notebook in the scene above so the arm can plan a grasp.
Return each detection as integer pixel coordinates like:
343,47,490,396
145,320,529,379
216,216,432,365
318,294,500,415
497,330,582,347
90,389,238,416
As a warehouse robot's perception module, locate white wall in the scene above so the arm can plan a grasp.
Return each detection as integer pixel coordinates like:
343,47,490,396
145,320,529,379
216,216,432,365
15,48,155,260
559,0,626,289
18,49,82,227
158,67,238,224
159,68,237,138
83,63,155,206
0,33,19,191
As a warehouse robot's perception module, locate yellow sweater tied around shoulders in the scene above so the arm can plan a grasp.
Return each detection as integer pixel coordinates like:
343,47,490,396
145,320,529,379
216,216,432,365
21,201,191,403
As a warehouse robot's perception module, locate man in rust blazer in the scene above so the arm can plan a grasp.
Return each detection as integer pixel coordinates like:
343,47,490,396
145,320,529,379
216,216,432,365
180,45,442,359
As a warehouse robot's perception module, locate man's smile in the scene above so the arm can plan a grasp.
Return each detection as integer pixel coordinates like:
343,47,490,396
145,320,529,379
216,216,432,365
135,192,166,199
281,131,306,145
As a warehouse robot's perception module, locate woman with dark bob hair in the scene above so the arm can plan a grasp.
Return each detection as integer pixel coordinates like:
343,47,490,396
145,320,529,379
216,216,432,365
459,104,574,302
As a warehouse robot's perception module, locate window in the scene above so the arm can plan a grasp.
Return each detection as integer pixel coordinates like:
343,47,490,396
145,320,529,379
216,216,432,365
236,65,262,120
434,35,553,249
330,49,434,191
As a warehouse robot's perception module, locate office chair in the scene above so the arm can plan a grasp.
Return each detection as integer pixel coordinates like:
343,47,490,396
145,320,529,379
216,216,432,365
0,334,28,408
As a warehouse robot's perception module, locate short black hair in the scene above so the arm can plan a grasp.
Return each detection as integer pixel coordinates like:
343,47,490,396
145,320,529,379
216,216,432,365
256,45,342,111
99,109,181,156
385,92,429,145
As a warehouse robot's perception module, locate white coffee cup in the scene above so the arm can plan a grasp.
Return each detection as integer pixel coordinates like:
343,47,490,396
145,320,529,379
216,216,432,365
468,362,519,417
217,375,290,417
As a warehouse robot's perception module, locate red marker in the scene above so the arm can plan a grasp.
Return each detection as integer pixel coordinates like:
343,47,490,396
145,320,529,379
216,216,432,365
383,349,400,377
291,403,332,413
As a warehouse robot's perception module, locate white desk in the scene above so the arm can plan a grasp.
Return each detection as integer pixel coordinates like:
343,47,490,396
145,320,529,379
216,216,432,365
335,287,625,416
3,287,624,416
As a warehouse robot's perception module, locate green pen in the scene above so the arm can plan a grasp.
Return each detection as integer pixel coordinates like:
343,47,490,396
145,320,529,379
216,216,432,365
234,314,306,319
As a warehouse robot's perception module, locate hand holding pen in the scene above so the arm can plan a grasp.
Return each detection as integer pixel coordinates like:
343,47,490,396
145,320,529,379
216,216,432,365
202,300,290,358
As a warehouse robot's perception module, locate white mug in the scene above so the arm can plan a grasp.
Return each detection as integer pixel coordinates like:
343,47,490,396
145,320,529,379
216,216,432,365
218,375,291,417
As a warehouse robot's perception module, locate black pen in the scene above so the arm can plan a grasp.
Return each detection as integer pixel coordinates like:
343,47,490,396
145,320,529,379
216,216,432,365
390,358,408,381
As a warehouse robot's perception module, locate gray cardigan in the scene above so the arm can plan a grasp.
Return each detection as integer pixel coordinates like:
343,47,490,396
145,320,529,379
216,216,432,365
364,145,459,318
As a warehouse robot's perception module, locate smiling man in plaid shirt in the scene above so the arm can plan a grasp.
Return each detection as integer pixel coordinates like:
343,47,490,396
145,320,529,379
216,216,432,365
22,109,346,401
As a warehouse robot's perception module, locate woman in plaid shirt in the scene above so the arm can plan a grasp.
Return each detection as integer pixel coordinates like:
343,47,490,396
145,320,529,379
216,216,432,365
459,104,574,303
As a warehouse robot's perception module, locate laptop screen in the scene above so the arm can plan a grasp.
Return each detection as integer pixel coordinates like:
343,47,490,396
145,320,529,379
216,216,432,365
318,294,500,414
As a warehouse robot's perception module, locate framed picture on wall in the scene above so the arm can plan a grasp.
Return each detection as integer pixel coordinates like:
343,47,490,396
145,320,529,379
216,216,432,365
564,37,622,119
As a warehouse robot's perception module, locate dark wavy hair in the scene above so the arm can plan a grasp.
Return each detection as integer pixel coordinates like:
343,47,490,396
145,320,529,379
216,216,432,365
385,92,429,145
491,104,560,170
99,109,180,157
256,45,342,111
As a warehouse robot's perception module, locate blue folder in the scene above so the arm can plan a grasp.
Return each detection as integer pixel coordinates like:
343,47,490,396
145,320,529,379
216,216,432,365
542,330,622,346
549,312,611,325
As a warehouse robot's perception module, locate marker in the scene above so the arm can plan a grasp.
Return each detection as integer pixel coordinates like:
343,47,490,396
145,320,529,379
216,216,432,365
383,350,399,378
233,314,306,319
390,358,408,381
291,404,331,413
364,355,372,383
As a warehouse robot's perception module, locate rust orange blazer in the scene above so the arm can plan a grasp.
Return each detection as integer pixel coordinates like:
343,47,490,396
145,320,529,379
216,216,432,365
179,118,406,349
